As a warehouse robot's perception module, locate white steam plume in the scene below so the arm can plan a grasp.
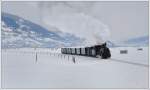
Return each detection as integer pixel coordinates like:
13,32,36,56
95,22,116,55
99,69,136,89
38,2,111,46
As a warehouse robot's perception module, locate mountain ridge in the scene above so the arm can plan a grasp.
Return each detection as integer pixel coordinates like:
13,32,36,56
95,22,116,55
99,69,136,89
2,12,84,48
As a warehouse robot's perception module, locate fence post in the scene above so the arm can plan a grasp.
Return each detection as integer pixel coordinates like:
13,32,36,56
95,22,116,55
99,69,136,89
72,56,76,64
68,55,69,60
35,52,38,63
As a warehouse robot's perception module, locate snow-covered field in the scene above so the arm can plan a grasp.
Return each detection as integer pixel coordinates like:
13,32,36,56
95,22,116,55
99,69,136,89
2,47,149,88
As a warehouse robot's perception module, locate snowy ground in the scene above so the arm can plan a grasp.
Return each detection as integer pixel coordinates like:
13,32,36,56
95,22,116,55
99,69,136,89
2,47,149,88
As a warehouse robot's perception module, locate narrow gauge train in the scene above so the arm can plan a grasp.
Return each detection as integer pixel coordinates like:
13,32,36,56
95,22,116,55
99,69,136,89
61,43,111,59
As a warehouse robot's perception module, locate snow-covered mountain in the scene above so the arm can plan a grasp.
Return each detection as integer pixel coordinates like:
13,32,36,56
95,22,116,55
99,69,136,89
2,13,84,48
123,36,149,46
107,36,149,47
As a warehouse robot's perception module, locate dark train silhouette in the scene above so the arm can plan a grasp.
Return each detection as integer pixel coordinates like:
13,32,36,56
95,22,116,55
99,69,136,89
61,43,111,59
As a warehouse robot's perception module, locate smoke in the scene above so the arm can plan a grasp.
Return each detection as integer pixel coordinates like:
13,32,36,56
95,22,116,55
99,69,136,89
38,2,111,46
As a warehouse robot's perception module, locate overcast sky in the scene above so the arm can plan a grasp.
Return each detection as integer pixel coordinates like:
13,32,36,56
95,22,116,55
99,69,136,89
2,1,149,42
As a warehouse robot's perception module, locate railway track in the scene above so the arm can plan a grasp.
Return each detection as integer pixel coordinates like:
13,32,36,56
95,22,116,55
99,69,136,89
109,58,149,67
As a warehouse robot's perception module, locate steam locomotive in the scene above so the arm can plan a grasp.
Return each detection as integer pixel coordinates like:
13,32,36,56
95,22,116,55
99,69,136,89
61,43,111,59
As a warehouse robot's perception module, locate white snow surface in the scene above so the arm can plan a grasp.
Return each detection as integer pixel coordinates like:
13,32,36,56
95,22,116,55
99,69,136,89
2,47,148,88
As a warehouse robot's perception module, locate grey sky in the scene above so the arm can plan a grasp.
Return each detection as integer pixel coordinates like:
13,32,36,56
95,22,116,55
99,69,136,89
2,1,149,42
